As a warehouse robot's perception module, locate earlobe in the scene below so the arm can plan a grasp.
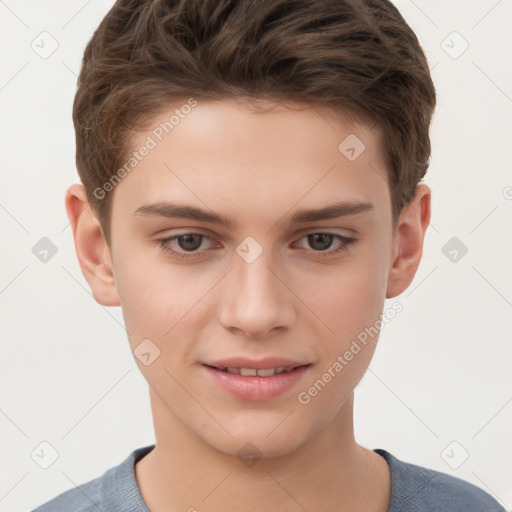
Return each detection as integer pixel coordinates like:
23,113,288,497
385,184,431,299
65,184,121,307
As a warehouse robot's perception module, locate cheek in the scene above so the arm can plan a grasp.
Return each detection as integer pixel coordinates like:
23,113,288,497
113,247,215,347
297,254,388,344
295,263,387,413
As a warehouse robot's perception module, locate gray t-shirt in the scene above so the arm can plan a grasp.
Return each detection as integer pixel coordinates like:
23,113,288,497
30,445,506,511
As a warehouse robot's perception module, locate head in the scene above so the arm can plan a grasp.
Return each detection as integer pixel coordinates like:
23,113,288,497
67,0,435,460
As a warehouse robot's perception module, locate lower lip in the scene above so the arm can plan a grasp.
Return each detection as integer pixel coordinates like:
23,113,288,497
202,364,311,401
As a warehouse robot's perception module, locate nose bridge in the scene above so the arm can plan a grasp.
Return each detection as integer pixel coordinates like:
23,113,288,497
236,249,277,301
219,237,292,337
234,234,276,287
235,240,282,307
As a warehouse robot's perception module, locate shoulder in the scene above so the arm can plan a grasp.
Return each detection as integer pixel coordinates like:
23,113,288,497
375,449,507,512
29,471,107,512
29,445,155,512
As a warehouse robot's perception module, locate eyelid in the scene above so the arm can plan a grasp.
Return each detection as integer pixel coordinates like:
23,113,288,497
293,225,358,237
156,230,357,260
291,232,357,255
157,232,218,250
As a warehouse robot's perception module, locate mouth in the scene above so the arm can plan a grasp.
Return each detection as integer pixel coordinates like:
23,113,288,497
201,362,312,401
203,364,310,377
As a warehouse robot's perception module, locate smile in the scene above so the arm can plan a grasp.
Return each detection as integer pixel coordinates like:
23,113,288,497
205,365,303,377
202,363,312,401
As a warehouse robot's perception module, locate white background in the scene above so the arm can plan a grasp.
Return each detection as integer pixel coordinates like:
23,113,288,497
1,1,511,511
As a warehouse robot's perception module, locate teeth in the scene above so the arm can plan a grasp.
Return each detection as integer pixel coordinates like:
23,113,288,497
239,367,258,376
223,366,294,377
256,368,277,377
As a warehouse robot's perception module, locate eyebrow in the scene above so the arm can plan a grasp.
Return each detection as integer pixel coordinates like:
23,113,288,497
133,200,373,229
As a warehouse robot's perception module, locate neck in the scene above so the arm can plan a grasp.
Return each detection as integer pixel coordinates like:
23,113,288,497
135,389,390,512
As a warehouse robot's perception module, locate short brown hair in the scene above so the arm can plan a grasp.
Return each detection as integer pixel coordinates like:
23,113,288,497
73,0,436,246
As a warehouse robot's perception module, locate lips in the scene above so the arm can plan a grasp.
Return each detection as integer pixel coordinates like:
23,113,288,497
208,366,298,377
203,357,310,371
202,357,312,400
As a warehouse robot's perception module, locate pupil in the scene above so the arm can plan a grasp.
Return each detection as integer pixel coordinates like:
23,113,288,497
308,233,333,251
179,234,202,251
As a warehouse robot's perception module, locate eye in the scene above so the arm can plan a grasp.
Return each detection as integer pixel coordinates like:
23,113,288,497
156,232,357,261
156,233,215,260
292,232,356,257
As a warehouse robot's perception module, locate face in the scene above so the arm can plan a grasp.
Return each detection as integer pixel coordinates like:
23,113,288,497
89,99,408,458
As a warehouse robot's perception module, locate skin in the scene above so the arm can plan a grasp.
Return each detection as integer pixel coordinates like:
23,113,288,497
66,98,431,511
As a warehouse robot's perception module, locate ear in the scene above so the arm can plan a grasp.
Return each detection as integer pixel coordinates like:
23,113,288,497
386,184,431,299
65,184,120,306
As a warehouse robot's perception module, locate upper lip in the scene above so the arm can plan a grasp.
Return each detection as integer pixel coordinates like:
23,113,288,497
203,357,311,370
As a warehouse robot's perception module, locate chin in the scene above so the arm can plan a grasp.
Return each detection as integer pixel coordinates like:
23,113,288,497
200,420,314,463
215,437,301,462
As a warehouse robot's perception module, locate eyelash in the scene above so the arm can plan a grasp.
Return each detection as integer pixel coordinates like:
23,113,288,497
155,232,357,260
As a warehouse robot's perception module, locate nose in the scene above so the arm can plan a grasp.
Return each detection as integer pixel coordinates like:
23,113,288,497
218,248,295,339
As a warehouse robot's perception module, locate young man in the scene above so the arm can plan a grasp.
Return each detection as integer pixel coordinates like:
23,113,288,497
32,0,506,510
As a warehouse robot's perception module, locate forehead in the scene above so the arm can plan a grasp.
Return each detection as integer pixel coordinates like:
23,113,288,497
112,98,389,224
